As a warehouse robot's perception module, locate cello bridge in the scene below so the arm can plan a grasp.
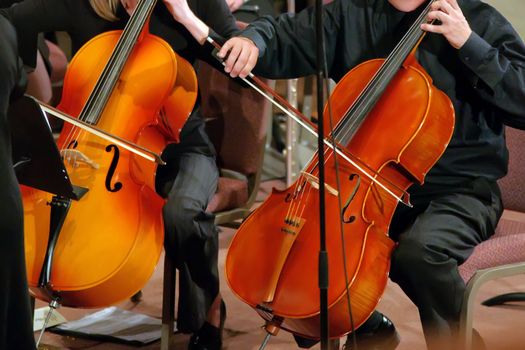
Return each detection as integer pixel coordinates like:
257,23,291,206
281,217,305,235
61,149,100,169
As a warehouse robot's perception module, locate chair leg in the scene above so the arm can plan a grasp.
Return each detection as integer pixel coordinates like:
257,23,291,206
482,292,525,306
460,264,525,349
30,295,35,324
460,272,485,350
161,254,176,350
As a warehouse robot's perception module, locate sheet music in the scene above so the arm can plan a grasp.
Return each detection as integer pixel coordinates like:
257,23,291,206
52,307,173,345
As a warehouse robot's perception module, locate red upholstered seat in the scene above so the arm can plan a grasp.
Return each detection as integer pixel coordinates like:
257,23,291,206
458,127,525,349
207,177,249,213
198,59,270,225
459,127,525,282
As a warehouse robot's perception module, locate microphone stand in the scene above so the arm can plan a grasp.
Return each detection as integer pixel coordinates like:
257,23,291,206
315,0,329,349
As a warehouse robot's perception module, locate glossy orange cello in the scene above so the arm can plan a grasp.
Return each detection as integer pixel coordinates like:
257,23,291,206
22,0,197,307
225,0,455,340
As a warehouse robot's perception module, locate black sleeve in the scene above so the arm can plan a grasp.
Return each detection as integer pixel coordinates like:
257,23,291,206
458,4,525,128
200,0,239,41
0,15,26,103
0,0,19,7
239,0,344,79
0,0,73,69
195,0,241,71
10,57,27,102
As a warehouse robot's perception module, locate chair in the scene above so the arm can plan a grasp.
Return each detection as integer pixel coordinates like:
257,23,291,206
160,60,272,349
458,127,525,349
200,60,271,225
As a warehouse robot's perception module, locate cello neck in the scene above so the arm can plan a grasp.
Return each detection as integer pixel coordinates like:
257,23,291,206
78,0,157,124
332,0,435,146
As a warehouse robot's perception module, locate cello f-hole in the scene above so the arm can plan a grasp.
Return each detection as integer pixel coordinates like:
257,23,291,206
105,144,122,192
66,140,78,149
342,174,360,224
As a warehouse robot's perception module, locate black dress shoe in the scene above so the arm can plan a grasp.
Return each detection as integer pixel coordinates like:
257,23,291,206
188,300,226,350
343,312,400,350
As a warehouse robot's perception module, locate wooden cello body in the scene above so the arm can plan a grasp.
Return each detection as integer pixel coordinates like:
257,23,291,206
22,0,197,307
225,2,455,339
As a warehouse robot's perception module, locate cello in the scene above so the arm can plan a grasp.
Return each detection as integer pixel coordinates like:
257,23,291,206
225,0,455,340
22,0,197,307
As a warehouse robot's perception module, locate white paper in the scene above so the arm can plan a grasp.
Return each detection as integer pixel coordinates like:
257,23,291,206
51,307,171,344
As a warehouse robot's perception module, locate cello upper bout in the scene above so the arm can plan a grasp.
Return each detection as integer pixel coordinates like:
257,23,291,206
59,31,178,116
403,53,433,82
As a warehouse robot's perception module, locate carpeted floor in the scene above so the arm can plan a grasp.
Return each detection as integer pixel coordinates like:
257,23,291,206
34,179,525,350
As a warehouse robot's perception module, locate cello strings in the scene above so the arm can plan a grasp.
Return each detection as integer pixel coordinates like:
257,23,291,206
60,0,152,168
319,1,434,206
306,0,432,196
314,1,434,338
286,161,320,224
288,182,304,223
235,69,408,203
297,173,317,220
85,0,151,125
333,1,433,146
290,174,317,226
293,1,433,234
284,172,306,221
283,143,331,224
318,16,359,341
338,1,433,142
290,177,308,224
284,180,298,221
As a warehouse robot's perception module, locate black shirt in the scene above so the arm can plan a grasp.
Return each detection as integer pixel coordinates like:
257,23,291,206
241,0,525,191
1,0,240,156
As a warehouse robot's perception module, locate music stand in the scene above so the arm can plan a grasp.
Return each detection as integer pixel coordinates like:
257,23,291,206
8,95,85,200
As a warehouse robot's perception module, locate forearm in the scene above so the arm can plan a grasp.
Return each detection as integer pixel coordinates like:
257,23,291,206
163,0,238,46
178,11,209,45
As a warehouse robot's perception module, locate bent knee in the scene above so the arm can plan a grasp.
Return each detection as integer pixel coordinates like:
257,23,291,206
163,196,204,226
391,238,441,279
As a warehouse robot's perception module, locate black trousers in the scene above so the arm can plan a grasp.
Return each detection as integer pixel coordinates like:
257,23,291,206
294,177,503,350
0,16,36,350
389,177,503,349
157,150,219,333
